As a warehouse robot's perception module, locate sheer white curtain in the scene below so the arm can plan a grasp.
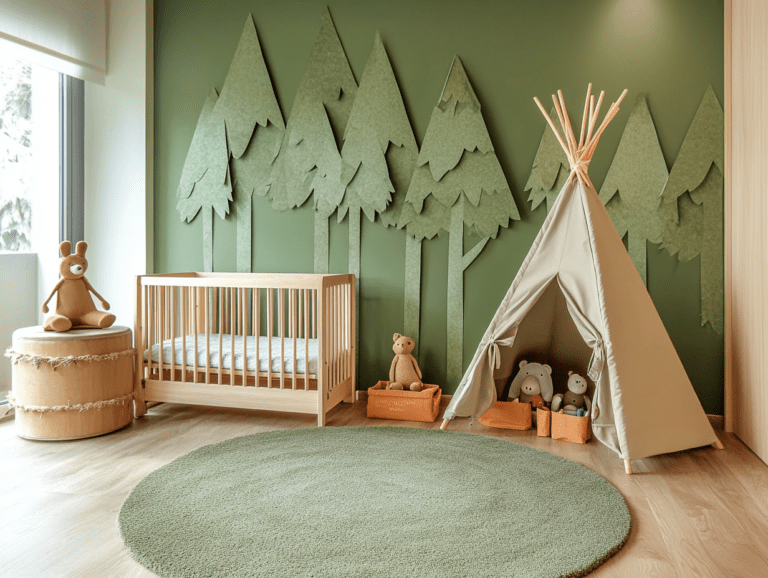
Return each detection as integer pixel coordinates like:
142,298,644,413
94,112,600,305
0,0,107,84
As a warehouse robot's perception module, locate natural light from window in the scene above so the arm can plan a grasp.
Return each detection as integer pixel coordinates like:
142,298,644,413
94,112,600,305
0,54,59,253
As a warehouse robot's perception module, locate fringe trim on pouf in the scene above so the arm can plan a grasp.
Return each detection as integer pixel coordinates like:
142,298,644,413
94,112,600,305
4,347,136,370
6,392,134,414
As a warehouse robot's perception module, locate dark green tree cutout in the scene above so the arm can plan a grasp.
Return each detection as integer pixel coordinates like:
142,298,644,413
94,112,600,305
660,86,724,334
269,8,357,273
404,56,519,388
599,95,668,285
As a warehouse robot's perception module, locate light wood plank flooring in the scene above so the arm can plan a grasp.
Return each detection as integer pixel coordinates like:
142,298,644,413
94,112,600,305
1,400,767,578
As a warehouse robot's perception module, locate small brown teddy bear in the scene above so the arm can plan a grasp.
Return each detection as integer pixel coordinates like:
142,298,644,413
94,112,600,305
41,241,115,332
386,333,423,392
552,371,596,418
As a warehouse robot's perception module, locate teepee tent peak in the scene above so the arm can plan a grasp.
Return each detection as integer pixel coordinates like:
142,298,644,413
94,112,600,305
533,84,628,189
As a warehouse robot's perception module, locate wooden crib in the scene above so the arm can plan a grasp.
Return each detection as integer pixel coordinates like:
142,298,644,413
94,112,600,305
133,273,355,426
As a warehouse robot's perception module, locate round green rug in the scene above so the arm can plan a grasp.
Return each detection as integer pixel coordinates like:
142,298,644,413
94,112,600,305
119,427,630,577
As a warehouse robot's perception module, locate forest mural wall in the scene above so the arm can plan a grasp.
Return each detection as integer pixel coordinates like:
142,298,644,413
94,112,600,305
155,0,725,413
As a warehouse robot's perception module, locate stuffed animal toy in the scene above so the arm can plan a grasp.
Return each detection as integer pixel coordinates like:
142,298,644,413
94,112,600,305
507,360,554,406
41,241,115,332
552,371,598,418
386,333,423,392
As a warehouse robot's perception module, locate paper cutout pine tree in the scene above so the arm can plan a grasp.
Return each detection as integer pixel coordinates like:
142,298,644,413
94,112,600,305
176,88,232,272
404,56,519,387
524,107,570,213
599,95,668,285
660,86,724,334
339,32,418,350
220,16,285,272
269,8,357,273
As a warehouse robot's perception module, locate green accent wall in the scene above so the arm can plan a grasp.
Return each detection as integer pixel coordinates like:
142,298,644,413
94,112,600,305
154,0,725,413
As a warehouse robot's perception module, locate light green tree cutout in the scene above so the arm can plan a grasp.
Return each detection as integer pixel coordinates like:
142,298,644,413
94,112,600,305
524,107,569,213
219,15,285,272
176,88,232,272
268,8,357,273
599,96,668,285
404,57,519,388
339,32,418,350
660,86,724,334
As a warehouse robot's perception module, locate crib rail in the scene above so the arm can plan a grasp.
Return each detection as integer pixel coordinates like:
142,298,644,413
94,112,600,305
133,273,355,425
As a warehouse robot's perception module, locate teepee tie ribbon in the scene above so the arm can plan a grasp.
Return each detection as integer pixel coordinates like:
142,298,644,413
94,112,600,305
484,334,517,370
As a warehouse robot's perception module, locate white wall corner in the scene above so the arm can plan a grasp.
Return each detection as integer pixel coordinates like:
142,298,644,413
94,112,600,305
84,0,153,335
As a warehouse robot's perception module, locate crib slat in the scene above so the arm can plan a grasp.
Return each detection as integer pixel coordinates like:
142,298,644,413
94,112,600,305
229,287,235,386
218,288,224,386
291,289,297,390
205,287,211,385
241,288,247,386
192,287,198,383
181,287,187,383
334,285,339,388
255,288,260,387
279,288,285,390
304,289,310,391
313,290,317,339
267,288,273,387
158,286,165,380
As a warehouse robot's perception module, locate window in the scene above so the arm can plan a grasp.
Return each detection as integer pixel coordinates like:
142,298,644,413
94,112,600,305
0,54,60,252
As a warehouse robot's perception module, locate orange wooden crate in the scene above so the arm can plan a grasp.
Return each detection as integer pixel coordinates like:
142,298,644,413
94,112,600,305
478,401,532,431
366,381,441,422
551,410,592,444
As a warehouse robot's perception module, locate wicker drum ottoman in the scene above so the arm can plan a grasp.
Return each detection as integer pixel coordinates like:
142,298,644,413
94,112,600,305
7,325,135,440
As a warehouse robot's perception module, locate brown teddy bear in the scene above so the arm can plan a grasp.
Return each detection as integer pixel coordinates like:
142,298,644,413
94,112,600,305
41,241,115,332
552,371,597,418
386,333,423,392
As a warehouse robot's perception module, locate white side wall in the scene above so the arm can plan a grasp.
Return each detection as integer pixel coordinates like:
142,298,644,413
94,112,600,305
0,253,37,395
84,0,153,333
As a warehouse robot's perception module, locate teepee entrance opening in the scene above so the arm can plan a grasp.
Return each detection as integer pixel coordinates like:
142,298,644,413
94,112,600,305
492,279,594,402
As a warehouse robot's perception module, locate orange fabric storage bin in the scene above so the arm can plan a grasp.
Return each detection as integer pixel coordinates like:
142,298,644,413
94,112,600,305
551,410,592,444
537,407,551,437
367,381,441,422
478,401,532,431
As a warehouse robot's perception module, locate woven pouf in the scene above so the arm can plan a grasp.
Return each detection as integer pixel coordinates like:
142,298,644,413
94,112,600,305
7,325,134,440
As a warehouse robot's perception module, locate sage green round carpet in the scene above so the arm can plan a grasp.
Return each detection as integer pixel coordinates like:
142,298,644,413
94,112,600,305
119,427,630,577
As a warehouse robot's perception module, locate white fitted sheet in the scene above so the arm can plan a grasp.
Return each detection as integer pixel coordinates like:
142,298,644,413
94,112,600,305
148,334,318,375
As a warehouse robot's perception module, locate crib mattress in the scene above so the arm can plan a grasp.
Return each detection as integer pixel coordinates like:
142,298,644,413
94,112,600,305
148,334,318,375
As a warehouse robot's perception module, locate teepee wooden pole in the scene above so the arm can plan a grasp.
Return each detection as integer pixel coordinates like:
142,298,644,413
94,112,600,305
557,91,577,154
534,97,572,163
586,91,605,145
578,83,592,149
551,95,571,154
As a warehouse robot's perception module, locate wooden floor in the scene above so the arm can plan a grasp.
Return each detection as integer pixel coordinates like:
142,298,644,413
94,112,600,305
1,400,767,578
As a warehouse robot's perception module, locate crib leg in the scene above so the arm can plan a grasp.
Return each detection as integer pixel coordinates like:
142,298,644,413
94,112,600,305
134,398,147,418
624,459,633,475
317,412,326,427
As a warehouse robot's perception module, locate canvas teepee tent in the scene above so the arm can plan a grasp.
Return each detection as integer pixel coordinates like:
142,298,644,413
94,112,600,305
441,86,722,473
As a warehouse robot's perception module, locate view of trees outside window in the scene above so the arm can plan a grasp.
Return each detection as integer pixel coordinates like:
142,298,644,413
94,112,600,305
0,55,59,252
